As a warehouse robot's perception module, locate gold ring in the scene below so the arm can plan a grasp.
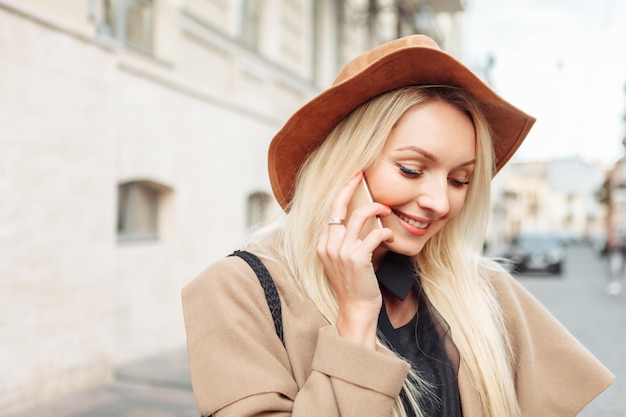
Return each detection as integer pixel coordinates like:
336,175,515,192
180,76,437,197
328,218,345,225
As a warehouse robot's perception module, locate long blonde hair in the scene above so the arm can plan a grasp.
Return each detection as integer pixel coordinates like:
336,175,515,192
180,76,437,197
253,86,521,417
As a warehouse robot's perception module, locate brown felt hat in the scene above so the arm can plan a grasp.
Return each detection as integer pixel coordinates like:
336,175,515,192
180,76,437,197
268,34,535,209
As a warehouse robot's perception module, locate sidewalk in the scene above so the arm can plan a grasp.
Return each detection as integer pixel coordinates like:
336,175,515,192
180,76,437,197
9,348,199,417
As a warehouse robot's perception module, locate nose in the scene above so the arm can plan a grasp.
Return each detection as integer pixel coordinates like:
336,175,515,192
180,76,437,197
416,175,450,217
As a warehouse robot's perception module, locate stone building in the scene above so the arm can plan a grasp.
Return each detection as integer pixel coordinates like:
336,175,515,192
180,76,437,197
600,83,626,247
601,150,626,244
487,158,607,250
0,0,465,413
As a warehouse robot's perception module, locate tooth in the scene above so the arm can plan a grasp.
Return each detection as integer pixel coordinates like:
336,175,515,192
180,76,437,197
403,214,426,228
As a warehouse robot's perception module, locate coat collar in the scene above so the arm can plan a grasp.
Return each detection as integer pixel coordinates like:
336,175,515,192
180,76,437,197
375,252,417,301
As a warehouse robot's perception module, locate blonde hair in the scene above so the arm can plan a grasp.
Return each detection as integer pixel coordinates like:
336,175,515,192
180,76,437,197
252,86,521,417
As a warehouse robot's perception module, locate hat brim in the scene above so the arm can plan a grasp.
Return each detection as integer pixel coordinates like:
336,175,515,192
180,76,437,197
268,36,535,208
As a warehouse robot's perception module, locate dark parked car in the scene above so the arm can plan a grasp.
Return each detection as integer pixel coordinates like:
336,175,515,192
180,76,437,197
503,232,565,275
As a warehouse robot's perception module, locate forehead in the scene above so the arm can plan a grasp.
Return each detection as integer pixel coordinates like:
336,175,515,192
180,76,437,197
384,100,476,160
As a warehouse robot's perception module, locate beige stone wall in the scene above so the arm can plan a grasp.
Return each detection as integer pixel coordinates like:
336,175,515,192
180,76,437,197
112,62,281,364
6,0,95,35
0,7,117,414
0,2,283,413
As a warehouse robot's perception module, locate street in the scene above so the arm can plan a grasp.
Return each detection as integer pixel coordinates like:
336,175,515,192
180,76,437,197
515,244,626,416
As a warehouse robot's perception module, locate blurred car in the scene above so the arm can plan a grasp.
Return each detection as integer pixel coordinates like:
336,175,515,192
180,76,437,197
503,232,565,275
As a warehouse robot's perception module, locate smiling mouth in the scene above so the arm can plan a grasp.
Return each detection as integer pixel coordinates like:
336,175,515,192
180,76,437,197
392,209,430,229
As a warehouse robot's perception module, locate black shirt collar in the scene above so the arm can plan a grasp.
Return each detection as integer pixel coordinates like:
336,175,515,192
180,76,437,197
375,252,416,301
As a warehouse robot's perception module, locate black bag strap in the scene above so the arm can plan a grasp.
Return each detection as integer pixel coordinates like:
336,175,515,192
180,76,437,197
228,250,284,346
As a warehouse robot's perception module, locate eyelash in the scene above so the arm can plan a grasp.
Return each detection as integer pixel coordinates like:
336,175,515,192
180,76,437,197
395,162,423,176
394,162,471,187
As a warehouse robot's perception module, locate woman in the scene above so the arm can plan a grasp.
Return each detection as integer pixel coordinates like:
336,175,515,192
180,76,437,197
182,35,613,417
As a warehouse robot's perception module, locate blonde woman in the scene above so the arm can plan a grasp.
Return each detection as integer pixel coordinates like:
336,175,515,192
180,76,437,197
182,35,613,417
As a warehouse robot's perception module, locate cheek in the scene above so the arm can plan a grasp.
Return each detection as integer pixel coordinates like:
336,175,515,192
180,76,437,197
447,191,469,217
372,187,403,208
377,196,396,207
366,175,403,207
375,187,469,216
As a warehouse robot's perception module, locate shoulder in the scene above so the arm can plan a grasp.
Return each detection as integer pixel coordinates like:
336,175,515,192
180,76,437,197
478,259,566,349
479,259,614,416
183,242,286,295
479,259,537,313
181,244,300,325
182,253,260,301
181,245,297,357
181,254,267,338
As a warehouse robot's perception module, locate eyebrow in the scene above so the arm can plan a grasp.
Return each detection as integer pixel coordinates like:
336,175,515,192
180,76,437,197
395,145,475,168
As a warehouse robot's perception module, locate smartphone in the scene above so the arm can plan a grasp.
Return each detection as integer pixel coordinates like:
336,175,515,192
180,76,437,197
346,177,384,239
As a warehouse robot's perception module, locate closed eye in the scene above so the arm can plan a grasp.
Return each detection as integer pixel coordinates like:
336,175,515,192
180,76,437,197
394,162,423,177
393,160,471,186
449,177,471,187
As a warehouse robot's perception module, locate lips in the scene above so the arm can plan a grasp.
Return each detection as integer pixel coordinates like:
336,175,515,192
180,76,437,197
392,209,431,229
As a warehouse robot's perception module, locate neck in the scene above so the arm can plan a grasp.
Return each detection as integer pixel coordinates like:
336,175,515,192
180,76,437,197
382,288,418,328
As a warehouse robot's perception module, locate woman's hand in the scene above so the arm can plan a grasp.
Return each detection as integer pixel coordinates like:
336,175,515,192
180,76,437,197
316,172,393,349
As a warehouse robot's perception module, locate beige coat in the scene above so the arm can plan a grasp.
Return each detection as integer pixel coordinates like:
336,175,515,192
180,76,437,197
182,243,614,417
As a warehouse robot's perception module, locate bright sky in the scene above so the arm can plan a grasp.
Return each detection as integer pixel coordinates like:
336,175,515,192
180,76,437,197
463,0,626,165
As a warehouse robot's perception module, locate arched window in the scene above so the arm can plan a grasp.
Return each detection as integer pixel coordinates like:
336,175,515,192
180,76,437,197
117,180,172,241
247,191,274,230
100,0,154,53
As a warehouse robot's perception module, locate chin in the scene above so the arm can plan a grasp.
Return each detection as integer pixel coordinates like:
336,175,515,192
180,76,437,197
382,240,426,257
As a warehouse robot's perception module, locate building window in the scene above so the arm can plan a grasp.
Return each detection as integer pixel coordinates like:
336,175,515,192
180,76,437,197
102,0,154,53
247,191,273,230
118,180,170,241
503,190,518,201
241,0,260,50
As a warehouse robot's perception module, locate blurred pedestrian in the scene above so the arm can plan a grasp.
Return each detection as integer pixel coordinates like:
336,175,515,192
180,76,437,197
604,231,625,295
182,35,613,417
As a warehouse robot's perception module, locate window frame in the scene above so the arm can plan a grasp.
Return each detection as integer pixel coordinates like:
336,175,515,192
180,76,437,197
117,180,171,242
102,0,155,54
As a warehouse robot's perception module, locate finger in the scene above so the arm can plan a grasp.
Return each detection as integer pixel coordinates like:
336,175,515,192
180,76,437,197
343,202,391,241
324,173,363,252
327,171,363,223
361,226,394,250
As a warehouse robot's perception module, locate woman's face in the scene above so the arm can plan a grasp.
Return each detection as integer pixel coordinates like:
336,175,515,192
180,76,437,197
365,99,476,257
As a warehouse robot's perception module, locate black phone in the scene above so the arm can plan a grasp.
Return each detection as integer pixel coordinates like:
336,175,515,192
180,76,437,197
346,177,383,239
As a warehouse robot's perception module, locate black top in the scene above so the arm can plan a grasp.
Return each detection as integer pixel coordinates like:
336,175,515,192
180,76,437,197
376,253,462,417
